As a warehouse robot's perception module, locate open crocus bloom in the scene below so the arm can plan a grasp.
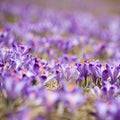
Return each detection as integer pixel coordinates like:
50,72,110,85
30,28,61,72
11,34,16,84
63,85,86,111
95,100,120,120
2,73,27,100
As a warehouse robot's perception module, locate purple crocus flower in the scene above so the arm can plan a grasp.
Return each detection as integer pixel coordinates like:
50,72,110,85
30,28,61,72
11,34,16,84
43,90,59,110
102,64,120,85
61,63,79,83
62,84,86,111
95,100,120,120
2,73,27,100
111,65,120,84
89,62,101,85
0,28,14,48
101,81,119,100
77,60,90,86
27,86,45,106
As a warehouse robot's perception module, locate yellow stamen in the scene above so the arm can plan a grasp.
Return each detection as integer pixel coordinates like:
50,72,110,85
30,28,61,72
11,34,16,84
4,63,7,69
88,59,93,63
42,69,45,74
3,46,8,51
101,62,106,69
67,82,75,91
36,54,39,58
70,63,74,69
81,59,85,64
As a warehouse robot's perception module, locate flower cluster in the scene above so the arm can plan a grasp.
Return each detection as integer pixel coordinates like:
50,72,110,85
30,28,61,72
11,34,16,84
0,2,120,120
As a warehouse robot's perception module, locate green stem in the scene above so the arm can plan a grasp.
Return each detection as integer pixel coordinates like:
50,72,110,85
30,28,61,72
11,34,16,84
84,77,87,87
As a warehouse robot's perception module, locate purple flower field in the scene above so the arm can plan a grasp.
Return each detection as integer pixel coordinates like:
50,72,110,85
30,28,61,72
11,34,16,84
0,1,120,120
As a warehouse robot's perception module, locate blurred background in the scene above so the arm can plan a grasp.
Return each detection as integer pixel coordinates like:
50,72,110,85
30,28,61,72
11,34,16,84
0,0,120,16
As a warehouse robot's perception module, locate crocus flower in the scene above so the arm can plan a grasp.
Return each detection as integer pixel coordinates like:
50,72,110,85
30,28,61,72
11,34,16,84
89,61,101,85
43,90,59,110
61,62,79,83
63,84,86,111
95,100,120,120
77,60,90,86
2,73,27,100
101,81,119,100
102,64,120,85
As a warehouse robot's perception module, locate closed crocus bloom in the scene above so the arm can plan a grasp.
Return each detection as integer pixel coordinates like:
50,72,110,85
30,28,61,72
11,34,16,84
102,64,112,81
101,64,120,84
101,81,118,100
89,63,100,84
77,60,90,86
111,65,120,84
102,69,111,82
77,63,89,79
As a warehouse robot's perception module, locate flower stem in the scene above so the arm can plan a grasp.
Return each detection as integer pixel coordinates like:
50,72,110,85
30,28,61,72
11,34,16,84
84,77,87,87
